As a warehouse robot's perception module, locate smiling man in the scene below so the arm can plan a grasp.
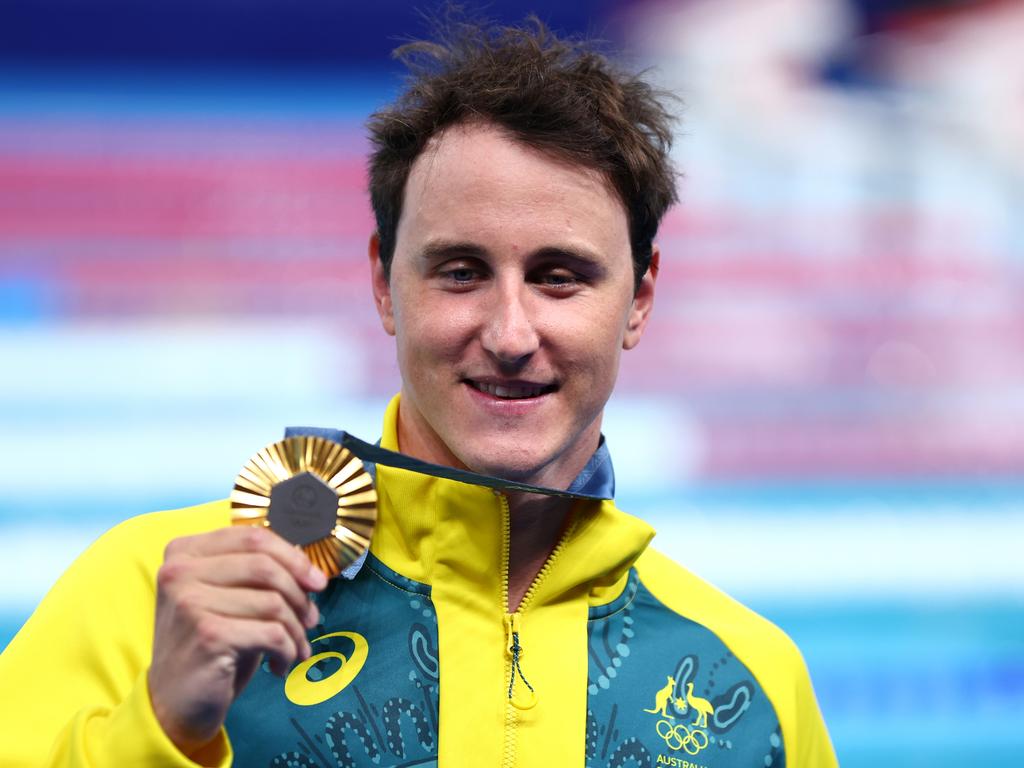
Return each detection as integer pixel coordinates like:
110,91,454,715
0,18,837,768
376,120,646,493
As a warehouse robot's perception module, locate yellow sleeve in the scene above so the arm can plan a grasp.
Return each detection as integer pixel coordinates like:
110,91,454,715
791,645,838,767
636,547,838,767
0,503,233,767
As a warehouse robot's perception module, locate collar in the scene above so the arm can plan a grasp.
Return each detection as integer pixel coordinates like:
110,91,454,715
285,412,614,501
286,394,651,601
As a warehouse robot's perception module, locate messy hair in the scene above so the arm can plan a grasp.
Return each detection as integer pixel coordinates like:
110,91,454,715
367,16,679,291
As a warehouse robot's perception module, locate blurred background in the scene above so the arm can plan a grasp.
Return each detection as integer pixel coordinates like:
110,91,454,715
0,0,1021,765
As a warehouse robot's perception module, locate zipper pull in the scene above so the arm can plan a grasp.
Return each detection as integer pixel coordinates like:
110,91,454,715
503,613,537,710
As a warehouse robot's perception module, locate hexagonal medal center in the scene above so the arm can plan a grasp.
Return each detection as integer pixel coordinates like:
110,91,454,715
268,472,337,546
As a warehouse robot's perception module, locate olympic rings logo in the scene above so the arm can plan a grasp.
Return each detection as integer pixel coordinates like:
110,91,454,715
655,719,710,755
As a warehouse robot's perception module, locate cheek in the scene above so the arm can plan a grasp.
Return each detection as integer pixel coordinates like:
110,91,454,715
395,297,475,368
544,299,627,366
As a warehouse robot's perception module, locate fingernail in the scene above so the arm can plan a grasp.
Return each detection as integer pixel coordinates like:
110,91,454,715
308,564,327,590
305,602,320,629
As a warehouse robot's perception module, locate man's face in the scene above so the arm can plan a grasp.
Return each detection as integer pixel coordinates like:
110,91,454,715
371,121,657,488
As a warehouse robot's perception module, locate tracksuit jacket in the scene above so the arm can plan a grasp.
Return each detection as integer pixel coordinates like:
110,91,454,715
0,396,837,767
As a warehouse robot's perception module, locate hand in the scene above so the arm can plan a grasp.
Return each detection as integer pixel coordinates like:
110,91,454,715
148,526,328,757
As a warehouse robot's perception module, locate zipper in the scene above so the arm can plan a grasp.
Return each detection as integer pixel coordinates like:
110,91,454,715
498,491,578,767
503,612,536,709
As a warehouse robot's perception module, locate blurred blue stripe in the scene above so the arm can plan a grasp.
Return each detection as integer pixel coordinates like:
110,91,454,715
0,496,218,526
755,601,1024,766
0,277,50,322
618,481,1024,511
0,68,396,118
1,611,29,652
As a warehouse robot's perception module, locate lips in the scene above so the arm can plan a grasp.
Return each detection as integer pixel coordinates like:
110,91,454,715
466,379,556,400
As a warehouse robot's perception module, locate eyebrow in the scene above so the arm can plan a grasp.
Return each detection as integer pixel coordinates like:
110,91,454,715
417,240,489,264
531,245,606,271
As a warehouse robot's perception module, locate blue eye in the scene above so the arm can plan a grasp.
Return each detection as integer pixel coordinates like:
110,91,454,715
449,268,476,283
438,264,484,289
540,270,579,287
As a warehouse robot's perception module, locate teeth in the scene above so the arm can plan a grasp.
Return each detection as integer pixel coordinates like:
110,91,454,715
473,381,547,399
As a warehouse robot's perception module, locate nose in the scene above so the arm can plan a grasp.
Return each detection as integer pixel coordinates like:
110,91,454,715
480,281,540,366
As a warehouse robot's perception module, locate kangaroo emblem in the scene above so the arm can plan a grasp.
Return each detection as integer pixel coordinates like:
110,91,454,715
685,682,715,728
644,676,681,718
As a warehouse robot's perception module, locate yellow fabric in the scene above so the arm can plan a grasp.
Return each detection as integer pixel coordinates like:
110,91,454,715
635,548,838,767
372,395,658,767
0,394,835,766
0,502,233,767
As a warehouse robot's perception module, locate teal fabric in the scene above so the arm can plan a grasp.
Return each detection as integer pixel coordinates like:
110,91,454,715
225,553,440,767
229,431,780,766
585,576,784,768
225,562,785,767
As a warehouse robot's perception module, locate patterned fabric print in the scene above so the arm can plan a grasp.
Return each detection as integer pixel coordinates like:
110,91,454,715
586,576,784,768
224,554,440,767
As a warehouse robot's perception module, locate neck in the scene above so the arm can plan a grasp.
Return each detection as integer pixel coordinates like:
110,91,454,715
505,491,573,612
391,396,598,610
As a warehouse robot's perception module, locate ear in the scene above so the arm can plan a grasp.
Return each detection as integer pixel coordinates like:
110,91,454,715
623,244,659,350
369,232,396,336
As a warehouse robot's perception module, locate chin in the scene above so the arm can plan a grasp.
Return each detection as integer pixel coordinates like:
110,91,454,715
457,443,552,484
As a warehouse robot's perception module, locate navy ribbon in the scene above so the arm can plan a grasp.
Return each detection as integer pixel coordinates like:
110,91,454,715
283,426,614,501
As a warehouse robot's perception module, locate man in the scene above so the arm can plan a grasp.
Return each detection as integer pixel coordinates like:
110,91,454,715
0,19,837,768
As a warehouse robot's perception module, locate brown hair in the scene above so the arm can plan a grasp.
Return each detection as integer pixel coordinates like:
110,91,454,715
367,16,679,291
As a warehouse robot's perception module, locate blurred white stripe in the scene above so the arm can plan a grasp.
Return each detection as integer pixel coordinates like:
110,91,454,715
653,509,1024,599
3,510,1021,607
0,397,691,500
0,400,391,499
0,322,366,402
0,524,110,608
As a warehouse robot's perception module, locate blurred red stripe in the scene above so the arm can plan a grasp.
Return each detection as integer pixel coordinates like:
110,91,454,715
0,154,372,237
702,420,1024,479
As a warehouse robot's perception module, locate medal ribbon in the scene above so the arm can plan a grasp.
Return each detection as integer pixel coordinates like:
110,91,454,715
283,426,613,501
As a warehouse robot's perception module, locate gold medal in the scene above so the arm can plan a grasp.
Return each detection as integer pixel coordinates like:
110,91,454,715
230,436,377,579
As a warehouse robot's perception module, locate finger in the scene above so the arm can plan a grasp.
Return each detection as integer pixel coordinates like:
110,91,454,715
194,614,302,678
166,527,327,592
192,585,314,658
171,553,320,629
